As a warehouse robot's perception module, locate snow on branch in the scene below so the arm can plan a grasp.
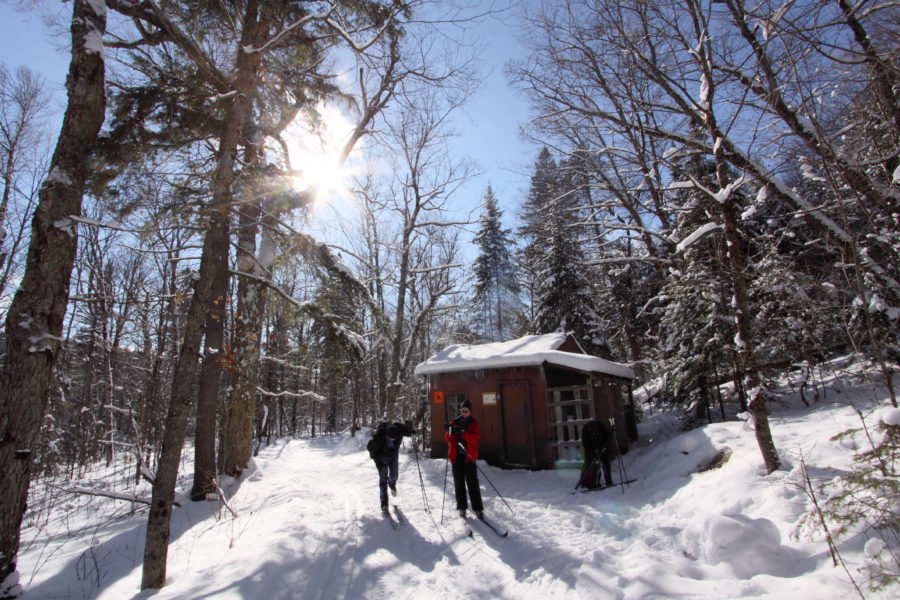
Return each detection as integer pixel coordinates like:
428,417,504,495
244,7,334,55
410,263,462,275
324,15,395,53
258,388,327,404
676,222,723,254
655,124,853,244
62,214,127,231
690,174,748,204
246,4,398,56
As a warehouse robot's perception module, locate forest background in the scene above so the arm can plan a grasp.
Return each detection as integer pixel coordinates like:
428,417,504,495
0,0,897,595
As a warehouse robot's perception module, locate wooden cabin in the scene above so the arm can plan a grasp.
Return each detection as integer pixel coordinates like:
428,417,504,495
414,333,636,469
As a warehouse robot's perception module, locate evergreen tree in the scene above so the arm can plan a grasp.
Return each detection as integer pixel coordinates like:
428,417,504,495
471,185,519,341
518,147,559,326
657,149,737,421
520,148,607,356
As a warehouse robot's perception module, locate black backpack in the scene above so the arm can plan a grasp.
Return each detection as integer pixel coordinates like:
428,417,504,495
366,422,388,459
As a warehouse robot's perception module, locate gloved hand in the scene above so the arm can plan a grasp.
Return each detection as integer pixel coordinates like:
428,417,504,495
444,422,451,431
404,420,413,434
451,426,464,437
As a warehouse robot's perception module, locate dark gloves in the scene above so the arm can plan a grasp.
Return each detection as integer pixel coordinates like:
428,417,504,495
444,423,462,436
404,420,413,434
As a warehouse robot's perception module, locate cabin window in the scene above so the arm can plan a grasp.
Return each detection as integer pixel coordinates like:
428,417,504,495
445,393,467,418
546,385,595,466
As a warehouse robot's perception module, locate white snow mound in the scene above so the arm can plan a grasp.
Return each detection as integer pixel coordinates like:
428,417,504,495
681,513,809,579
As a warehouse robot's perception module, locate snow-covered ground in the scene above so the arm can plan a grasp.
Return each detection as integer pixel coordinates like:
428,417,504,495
15,357,899,599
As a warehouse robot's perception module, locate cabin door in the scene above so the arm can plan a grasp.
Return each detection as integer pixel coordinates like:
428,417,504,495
500,382,535,467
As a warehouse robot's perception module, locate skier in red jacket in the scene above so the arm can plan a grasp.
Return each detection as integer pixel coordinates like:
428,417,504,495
445,399,484,519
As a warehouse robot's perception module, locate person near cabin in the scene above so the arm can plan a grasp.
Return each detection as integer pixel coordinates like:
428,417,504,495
367,420,414,511
579,418,615,489
445,399,484,519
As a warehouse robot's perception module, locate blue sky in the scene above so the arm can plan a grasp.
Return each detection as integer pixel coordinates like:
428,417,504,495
0,2,535,227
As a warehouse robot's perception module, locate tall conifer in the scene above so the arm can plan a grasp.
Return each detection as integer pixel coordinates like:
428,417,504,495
472,185,519,341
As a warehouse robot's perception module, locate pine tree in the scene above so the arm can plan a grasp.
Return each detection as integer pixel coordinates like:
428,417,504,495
472,185,519,341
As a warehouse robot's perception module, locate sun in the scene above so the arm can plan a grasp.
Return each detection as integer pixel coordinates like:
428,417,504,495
292,152,350,199
282,103,358,207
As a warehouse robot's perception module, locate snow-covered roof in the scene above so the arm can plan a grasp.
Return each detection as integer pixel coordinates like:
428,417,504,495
413,333,634,380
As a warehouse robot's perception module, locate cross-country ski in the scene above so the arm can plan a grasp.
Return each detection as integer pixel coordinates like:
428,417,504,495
382,506,401,530
571,479,639,494
471,514,508,538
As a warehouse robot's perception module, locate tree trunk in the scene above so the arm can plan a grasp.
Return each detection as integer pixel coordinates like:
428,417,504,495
0,1,106,592
692,9,781,474
219,190,270,477
140,1,263,589
719,197,780,474
190,252,229,501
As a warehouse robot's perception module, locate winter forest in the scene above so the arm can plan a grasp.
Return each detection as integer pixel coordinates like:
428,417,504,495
0,0,898,597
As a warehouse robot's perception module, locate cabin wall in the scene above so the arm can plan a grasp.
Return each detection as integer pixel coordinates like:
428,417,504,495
427,366,554,468
426,365,632,470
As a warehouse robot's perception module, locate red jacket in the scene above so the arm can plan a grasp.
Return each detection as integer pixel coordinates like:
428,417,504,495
446,416,479,463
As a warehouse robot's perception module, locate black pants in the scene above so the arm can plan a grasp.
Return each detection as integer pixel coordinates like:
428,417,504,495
451,459,483,512
376,453,399,506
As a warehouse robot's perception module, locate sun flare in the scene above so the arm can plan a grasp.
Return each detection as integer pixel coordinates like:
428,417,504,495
283,104,359,208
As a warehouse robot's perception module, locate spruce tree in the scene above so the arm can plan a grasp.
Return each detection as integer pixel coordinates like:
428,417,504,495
472,185,519,341
657,150,736,421
518,147,559,327
520,148,607,356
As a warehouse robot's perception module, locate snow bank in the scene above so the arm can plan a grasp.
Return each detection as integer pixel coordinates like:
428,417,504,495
681,513,809,579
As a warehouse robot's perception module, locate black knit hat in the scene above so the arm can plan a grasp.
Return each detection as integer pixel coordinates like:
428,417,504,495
461,399,472,410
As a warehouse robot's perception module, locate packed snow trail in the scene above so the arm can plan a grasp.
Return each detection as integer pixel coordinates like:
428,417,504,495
61,433,633,600
210,435,560,600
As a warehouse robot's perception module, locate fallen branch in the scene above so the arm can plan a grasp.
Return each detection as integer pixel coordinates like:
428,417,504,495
213,478,238,519
50,484,181,508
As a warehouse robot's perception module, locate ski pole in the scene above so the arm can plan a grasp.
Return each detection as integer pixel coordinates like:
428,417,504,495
617,449,629,492
458,442,514,515
409,435,430,514
609,416,630,493
440,451,449,524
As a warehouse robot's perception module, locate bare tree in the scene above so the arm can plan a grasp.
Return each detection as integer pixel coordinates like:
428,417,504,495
0,65,49,313
354,84,475,418
512,0,900,468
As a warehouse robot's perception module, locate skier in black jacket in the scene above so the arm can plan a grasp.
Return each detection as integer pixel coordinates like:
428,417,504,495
367,420,414,510
578,419,615,489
